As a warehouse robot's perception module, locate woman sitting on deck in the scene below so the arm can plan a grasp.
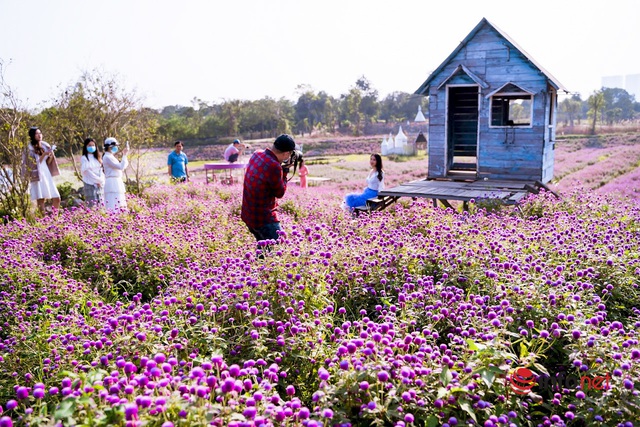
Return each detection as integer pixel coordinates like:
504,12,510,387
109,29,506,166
343,153,385,212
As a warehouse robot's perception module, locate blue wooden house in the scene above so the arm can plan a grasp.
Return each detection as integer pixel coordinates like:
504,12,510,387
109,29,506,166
414,18,567,183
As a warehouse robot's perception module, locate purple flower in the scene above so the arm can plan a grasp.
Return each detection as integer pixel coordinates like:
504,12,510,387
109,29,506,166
0,416,13,427
322,408,334,418
318,368,330,380
124,403,138,421
243,407,257,419
297,407,310,419
377,370,390,382
15,387,29,400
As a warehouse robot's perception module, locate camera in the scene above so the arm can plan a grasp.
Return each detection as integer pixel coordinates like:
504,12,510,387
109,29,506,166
281,150,303,181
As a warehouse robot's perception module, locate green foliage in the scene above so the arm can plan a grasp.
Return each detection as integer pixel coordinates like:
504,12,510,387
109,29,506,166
0,61,34,221
471,198,505,215
279,199,304,221
124,177,156,197
56,181,78,202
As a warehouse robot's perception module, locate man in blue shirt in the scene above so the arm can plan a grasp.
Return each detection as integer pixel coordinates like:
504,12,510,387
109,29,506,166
168,140,189,183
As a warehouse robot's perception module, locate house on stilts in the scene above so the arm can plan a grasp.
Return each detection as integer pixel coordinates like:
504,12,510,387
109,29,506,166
369,17,568,212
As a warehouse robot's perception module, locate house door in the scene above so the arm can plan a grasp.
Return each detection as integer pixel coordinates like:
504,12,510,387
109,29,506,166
447,86,478,174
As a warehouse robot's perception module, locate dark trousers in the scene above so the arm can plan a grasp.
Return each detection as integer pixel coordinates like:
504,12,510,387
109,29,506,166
248,222,281,242
248,222,281,258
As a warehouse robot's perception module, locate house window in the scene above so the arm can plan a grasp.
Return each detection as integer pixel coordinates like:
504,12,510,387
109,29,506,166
490,91,532,127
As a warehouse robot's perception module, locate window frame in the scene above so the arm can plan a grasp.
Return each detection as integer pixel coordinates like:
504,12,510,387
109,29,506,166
489,85,534,128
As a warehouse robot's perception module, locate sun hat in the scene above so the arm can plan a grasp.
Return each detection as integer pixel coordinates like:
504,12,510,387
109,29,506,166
104,137,119,148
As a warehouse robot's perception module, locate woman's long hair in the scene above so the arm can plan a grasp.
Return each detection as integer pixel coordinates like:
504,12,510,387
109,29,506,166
82,138,102,164
372,153,384,181
28,126,44,156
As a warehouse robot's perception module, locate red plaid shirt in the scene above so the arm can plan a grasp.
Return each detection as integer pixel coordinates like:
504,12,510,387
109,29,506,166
241,149,287,229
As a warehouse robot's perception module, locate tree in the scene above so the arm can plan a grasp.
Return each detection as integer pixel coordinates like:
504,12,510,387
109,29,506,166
294,89,317,136
341,88,363,136
0,59,32,220
38,69,158,190
42,70,142,152
314,91,337,133
380,92,427,123
559,97,582,127
220,99,242,137
601,87,636,122
587,90,605,135
355,76,380,124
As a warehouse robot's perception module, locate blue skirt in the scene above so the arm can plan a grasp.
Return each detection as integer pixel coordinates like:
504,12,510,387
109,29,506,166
345,187,378,209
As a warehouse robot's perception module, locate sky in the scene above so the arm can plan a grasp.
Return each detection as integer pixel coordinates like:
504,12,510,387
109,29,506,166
1,0,639,111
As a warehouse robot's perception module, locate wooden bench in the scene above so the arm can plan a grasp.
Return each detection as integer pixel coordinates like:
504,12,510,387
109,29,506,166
353,196,398,215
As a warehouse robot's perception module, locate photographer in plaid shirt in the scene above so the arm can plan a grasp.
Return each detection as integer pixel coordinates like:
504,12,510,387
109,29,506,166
241,134,296,247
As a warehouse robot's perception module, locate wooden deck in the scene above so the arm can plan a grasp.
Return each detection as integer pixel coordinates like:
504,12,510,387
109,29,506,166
377,178,546,209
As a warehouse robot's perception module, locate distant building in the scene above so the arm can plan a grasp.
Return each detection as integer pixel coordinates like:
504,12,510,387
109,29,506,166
625,74,640,99
414,105,427,122
381,126,416,156
601,74,640,99
602,75,624,90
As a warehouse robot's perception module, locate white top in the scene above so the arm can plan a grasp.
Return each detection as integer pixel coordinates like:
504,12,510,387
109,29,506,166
81,155,105,186
102,152,129,179
366,170,385,191
224,144,239,161
28,141,60,200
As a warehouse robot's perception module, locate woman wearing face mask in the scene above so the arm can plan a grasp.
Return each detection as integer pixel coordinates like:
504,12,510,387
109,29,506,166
26,126,61,215
102,137,129,211
80,138,105,206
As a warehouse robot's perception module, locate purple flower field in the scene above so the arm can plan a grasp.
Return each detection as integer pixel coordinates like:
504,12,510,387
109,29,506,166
553,133,640,201
0,181,639,427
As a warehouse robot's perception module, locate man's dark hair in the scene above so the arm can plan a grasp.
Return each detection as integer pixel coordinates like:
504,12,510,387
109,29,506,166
273,134,295,152
174,140,183,146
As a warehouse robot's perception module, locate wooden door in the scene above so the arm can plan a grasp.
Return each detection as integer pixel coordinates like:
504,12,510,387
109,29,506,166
447,86,478,172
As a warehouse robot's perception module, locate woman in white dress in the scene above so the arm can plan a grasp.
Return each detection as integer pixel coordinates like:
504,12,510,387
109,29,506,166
80,138,105,207
27,126,61,215
102,137,129,212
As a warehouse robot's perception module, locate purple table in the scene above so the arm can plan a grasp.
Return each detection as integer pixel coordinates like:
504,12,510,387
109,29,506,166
204,163,247,184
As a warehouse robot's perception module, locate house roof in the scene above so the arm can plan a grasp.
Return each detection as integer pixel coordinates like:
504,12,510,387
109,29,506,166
414,18,568,96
